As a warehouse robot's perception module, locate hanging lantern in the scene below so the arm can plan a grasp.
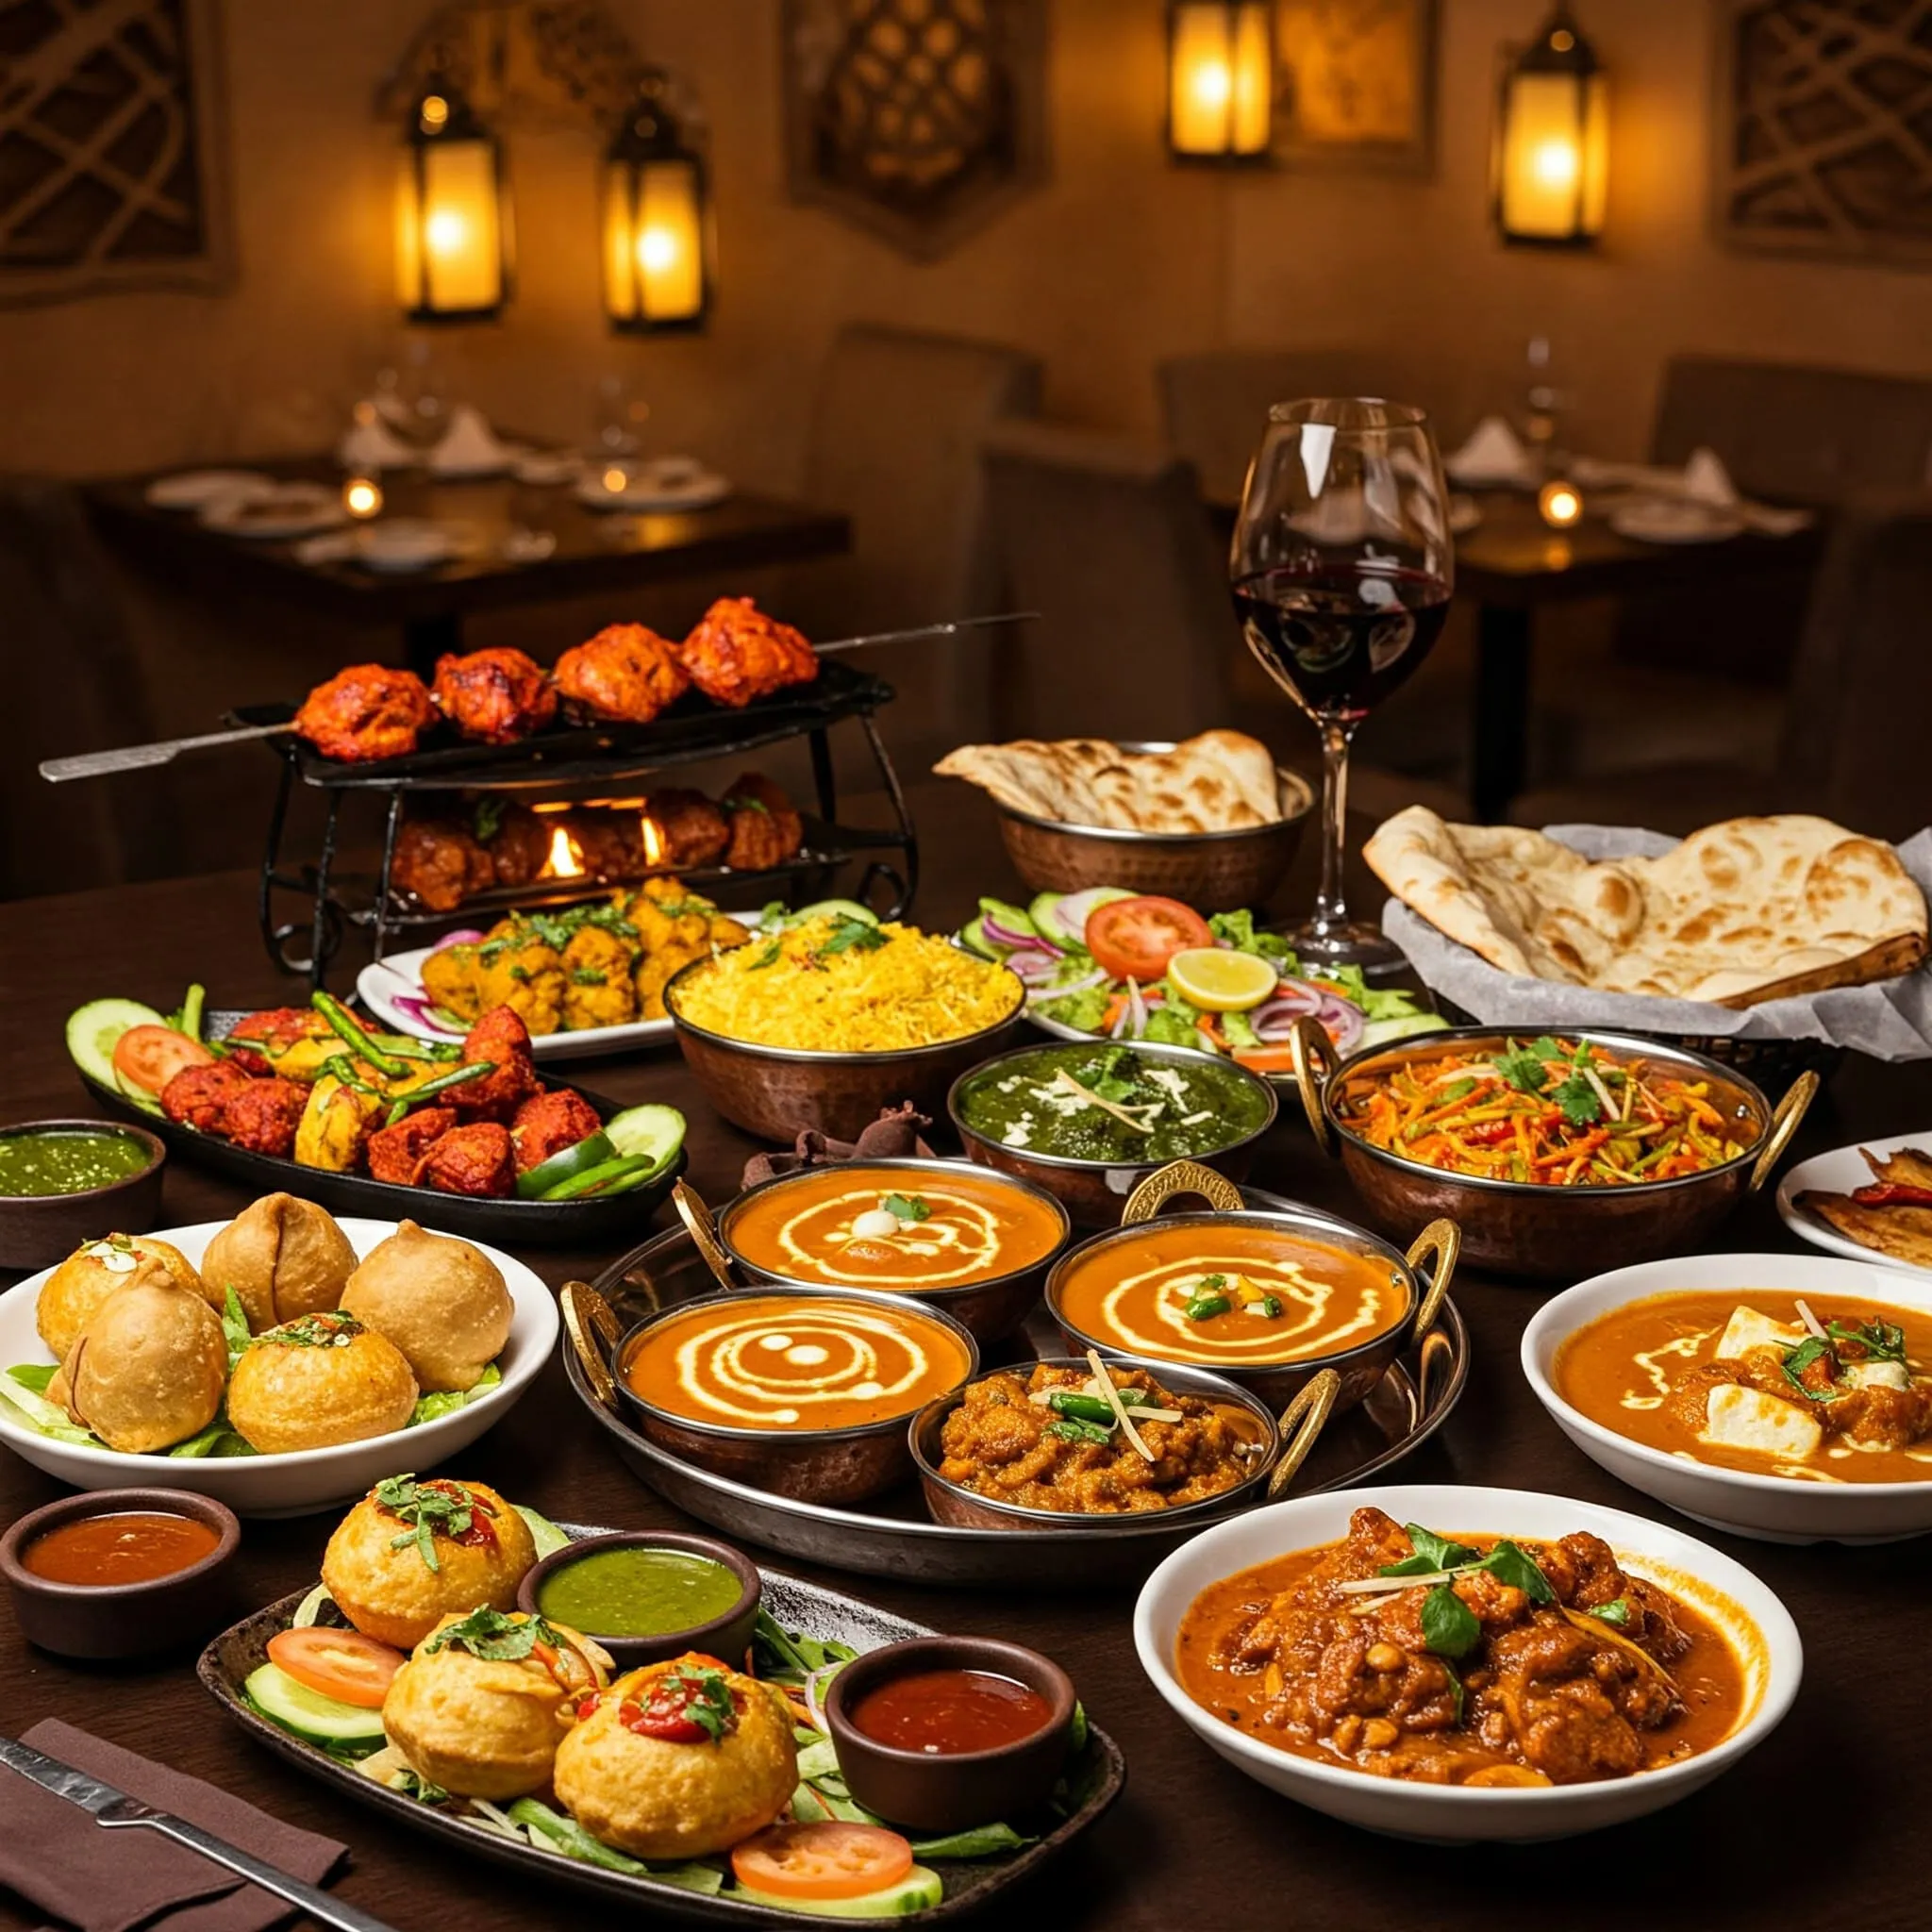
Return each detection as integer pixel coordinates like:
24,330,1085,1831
1167,2,1274,163
1493,6,1607,247
395,78,511,321
603,73,712,334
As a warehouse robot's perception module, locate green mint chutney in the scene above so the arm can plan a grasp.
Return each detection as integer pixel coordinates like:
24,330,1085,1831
0,1128,154,1197
535,1546,745,1637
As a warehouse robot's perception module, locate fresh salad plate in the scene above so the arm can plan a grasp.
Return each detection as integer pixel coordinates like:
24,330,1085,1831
1777,1132,1932,1277
0,1218,556,1516
958,887,1443,1074
200,1543,1124,1925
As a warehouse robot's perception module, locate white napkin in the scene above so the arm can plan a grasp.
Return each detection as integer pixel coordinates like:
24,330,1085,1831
336,414,417,472
1569,447,1813,537
1443,416,1538,489
428,403,519,477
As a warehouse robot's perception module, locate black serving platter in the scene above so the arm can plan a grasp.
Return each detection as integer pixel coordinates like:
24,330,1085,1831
199,1545,1124,1926
240,661,895,792
77,1010,683,1247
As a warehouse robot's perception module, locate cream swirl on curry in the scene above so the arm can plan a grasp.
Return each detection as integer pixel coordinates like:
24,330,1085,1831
723,1165,1064,1291
1055,1224,1408,1367
621,1292,973,1432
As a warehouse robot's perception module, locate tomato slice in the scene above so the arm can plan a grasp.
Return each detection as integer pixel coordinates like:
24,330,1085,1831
267,1627,406,1708
1084,896,1214,982
1233,1046,1300,1074
732,1823,914,1902
111,1025,216,1096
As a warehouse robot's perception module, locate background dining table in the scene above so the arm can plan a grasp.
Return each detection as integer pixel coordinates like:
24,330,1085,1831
84,459,853,677
0,790,1924,1932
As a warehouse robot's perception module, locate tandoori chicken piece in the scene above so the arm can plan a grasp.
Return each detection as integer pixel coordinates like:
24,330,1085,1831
451,1006,540,1121
223,1008,333,1078
222,1078,309,1158
292,664,437,763
432,648,558,745
160,1061,256,1132
553,624,690,724
419,1122,517,1196
391,818,495,913
365,1107,459,1186
643,789,730,871
481,802,551,889
721,772,805,873
510,1091,605,1174
675,597,817,708
561,808,646,882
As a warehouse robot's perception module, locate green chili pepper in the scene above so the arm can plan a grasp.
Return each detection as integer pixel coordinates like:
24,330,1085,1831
391,1060,494,1107
384,1098,408,1128
372,1033,464,1065
1046,1391,1118,1426
311,991,409,1079
1255,1295,1283,1318
1185,1292,1232,1322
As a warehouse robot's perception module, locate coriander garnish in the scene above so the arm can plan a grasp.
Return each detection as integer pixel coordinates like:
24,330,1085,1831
425,1606,560,1661
374,1474,493,1574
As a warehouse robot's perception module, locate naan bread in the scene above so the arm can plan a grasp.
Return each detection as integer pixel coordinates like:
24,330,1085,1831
934,731,1290,833
1364,808,1928,1007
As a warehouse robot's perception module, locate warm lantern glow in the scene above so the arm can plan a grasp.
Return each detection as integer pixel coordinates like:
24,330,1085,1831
396,80,510,321
604,75,712,333
1168,2,1273,162
1494,7,1607,246
341,476,383,519
543,824,585,879
1538,479,1584,527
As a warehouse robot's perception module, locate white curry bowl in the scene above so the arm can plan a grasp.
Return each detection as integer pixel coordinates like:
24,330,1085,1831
1133,1483,1798,1843
1523,1251,1932,1544
0,1218,557,1518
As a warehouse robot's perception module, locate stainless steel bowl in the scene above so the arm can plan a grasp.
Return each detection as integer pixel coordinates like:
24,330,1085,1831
718,1156,1072,1344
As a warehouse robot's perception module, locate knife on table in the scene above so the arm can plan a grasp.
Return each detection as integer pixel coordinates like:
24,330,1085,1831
0,1734,401,1932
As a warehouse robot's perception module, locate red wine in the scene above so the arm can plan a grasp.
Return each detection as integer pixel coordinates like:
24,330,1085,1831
1233,565,1451,722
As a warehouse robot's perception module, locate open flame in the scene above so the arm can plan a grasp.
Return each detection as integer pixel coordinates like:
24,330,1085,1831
641,814,665,868
543,824,584,878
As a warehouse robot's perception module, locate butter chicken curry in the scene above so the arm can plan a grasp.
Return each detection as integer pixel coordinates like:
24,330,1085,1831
1175,1508,1748,1787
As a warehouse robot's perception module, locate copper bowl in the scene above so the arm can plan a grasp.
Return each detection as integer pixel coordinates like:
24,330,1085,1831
516,1529,761,1673
1043,1158,1458,1416
610,1287,980,1508
0,1119,165,1271
825,1636,1077,1833
990,748,1313,915
909,1356,1298,1532
717,1157,1072,1345
664,957,1026,1144
0,1487,239,1660
948,1041,1277,1226
1288,1018,1819,1282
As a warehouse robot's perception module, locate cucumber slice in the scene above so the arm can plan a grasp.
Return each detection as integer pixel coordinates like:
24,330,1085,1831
244,1661,386,1748
1025,891,1065,940
788,899,878,927
291,1583,333,1628
515,1131,617,1200
1049,886,1139,946
66,998,165,1090
957,917,992,958
733,1868,943,1919
1360,1012,1451,1050
513,1504,571,1559
603,1104,686,1168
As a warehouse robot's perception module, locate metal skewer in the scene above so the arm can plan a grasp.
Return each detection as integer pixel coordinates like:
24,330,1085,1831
38,610,1038,783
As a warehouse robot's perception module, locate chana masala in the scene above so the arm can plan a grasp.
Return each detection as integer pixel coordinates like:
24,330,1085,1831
1556,1290,1932,1484
1174,1508,1751,1787
1334,1036,1757,1187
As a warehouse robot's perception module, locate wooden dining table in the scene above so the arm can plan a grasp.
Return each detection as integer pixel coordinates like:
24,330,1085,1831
1,794,1924,1932
84,459,853,677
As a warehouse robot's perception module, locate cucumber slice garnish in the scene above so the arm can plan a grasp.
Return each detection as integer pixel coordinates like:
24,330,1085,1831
513,1504,571,1559
732,1867,943,1918
602,1104,686,1168
243,1661,386,1747
787,899,878,927
65,998,165,1090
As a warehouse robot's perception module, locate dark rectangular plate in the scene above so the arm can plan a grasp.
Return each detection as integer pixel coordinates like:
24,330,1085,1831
243,661,894,791
78,1011,683,1246
198,1553,1124,1926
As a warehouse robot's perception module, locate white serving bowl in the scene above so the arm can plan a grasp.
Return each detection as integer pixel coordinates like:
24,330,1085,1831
1133,1483,1798,1842
0,1218,557,1518
1523,1251,1932,1544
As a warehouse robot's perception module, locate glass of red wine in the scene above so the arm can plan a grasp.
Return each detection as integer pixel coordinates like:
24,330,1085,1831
1230,396,1454,973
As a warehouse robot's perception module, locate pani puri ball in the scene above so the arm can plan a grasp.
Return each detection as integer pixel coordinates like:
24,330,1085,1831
552,1656,798,1860
202,1192,357,1332
61,1259,225,1453
341,1220,512,1393
323,1477,537,1649
36,1233,208,1363
383,1610,610,1800
225,1311,417,1454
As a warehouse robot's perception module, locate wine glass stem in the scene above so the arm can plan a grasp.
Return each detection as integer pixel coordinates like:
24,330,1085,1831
1316,719,1355,934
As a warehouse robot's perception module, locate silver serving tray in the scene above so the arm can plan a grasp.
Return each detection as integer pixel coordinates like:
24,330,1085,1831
569,1186,1469,1589
198,1529,1124,1926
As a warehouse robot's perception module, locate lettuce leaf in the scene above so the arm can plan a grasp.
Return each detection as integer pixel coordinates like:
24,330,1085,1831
409,1361,502,1427
0,1366,93,1444
1039,985,1109,1033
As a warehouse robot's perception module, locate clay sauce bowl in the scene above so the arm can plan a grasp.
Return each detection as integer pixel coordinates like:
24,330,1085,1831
825,1635,1077,1833
516,1529,761,1672
0,1119,166,1271
0,1486,240,1660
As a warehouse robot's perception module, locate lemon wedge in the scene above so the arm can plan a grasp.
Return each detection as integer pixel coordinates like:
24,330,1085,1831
1165,947,1278,1012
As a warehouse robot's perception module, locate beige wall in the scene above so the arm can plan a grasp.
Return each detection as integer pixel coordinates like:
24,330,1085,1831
2,2,1926,481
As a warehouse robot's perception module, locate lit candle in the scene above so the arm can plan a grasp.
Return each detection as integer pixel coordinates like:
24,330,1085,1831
1539,479,1584,527
342,475,383,520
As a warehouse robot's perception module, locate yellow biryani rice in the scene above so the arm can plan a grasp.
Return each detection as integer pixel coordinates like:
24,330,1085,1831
671,916,1020,1053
